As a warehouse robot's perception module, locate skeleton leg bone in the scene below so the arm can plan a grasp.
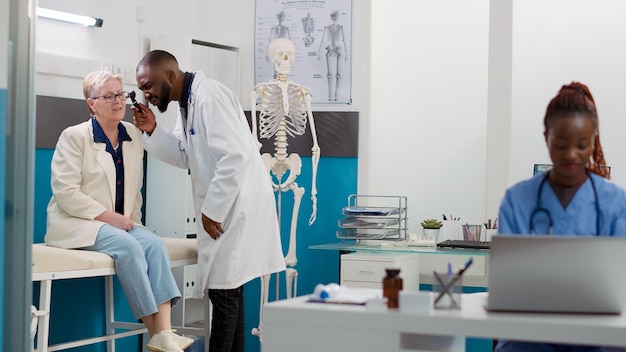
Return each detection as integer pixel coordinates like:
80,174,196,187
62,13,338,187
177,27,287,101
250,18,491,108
285,268,298,299
284,180,304,268
251,273,271,340
281,153,303,268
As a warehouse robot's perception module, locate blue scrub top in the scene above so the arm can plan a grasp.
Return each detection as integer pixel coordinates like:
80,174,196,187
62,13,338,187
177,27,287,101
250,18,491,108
498,172,626,236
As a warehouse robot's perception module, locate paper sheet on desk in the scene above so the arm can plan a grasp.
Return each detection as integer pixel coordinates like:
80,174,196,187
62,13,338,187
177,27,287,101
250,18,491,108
307,289,382,305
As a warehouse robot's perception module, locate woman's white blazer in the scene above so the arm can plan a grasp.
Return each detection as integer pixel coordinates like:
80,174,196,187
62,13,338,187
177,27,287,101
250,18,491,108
45,120,146,249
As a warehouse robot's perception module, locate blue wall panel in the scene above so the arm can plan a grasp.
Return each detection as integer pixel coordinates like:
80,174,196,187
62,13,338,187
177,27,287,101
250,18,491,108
244,156,358,352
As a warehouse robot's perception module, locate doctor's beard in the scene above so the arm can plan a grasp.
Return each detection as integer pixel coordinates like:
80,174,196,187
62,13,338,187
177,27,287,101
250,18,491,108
155,81,172,113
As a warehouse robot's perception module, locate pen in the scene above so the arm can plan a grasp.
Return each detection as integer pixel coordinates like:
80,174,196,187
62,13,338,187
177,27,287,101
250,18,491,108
434,257,474,304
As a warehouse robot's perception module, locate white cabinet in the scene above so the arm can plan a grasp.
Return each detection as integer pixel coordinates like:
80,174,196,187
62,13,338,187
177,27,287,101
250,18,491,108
340,252,420,292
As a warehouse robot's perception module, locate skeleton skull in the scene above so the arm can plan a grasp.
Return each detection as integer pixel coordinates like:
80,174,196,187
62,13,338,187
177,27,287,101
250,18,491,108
268,38,295,75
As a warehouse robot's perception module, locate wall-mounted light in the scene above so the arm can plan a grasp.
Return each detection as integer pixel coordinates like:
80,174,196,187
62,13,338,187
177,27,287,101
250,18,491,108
36,8,103,28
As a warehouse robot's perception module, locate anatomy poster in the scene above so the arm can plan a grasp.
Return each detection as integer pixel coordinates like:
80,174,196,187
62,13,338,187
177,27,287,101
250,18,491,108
254,0,353,104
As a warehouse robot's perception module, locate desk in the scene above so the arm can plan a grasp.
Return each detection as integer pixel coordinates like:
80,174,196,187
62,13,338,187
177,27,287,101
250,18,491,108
310,242,490,256
311,242,489,287
262,291,626,352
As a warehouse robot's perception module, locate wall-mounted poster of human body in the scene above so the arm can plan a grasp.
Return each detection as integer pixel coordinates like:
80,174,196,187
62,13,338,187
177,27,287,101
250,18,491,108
255,0,353,105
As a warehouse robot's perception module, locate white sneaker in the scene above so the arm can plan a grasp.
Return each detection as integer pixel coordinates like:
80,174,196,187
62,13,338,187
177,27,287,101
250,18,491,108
147,330,184,352
172,332,194,350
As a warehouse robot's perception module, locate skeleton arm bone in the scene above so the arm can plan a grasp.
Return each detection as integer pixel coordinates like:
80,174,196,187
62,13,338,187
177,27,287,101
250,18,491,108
340,26,348,61
317,27,328,60
304,93,320,225
250,89,262,151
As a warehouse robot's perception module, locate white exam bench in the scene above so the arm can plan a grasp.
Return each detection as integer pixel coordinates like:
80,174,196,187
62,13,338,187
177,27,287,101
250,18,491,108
32,237,208,352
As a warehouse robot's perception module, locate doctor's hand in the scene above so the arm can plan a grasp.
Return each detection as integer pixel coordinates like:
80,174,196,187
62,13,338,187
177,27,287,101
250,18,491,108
202,213,224,240
95,210,134,232
131,103,156,135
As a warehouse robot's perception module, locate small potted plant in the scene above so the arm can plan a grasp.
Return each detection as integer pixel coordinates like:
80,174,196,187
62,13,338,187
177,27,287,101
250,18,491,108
420,218,443,240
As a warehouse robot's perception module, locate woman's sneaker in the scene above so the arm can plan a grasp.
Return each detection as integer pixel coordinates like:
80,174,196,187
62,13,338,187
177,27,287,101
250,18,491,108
172,332,194,350
146,330,184,352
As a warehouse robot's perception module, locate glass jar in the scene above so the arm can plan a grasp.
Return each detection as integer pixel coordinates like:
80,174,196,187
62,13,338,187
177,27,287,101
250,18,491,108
383,268,403,308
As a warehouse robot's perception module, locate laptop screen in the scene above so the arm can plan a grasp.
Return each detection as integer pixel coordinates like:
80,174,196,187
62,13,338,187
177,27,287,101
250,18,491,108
487,235,626,314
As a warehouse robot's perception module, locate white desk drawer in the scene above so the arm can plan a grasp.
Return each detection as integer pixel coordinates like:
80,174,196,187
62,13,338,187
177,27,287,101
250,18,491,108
340,252,420,291
341,280,382,290
341,259,390,283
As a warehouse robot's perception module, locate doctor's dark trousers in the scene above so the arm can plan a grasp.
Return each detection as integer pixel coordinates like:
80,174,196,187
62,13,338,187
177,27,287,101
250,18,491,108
208,286,244,352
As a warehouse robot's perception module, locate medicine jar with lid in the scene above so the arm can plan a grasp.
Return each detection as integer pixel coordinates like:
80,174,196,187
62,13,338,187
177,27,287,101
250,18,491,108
383,268,403,308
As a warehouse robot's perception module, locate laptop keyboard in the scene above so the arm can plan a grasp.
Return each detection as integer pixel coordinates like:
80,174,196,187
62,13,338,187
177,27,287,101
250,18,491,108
437,239,490,250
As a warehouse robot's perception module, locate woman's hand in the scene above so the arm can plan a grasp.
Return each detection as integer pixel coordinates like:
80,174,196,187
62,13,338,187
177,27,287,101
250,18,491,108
96,210,134,232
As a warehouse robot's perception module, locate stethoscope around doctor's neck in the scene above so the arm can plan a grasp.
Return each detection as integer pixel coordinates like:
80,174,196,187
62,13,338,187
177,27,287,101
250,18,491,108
529,170,600,235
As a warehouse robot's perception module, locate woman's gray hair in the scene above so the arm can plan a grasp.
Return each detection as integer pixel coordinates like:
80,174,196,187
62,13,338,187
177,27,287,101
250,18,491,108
82,70,123,100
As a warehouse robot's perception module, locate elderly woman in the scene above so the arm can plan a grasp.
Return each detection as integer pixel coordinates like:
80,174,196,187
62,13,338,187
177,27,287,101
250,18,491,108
44,70,193,352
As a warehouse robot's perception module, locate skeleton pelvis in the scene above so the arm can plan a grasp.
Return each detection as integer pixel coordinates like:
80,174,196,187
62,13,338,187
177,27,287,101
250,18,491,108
262,153,303,188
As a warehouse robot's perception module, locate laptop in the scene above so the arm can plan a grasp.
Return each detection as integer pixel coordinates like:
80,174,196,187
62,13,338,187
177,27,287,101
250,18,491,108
486,235,626,314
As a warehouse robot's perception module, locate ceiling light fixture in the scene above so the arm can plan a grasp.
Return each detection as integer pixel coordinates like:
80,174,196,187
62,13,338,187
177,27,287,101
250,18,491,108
36,8,103,28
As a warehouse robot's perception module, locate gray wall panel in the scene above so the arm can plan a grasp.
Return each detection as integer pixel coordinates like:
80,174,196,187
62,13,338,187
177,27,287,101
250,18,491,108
36,95,133,149
245,111,359,157
36,96,359,158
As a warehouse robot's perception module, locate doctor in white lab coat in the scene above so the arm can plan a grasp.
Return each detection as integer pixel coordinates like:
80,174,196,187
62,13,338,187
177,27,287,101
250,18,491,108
133,50,286,352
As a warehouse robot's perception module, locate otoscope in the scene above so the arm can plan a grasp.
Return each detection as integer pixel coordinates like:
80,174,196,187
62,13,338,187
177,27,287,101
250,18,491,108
128,90,141,109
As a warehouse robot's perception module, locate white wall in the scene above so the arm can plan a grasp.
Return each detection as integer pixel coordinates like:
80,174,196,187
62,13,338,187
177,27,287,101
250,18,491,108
366,0,491,230
511,0,626,188
35,0,199,99
0,0,8,88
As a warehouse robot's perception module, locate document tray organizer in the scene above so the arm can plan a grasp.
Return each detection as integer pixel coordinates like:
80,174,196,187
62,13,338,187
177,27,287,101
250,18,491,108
337,195,408,242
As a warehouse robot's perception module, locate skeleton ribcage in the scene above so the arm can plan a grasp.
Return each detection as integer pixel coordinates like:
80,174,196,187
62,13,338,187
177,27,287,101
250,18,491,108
258,83,308,139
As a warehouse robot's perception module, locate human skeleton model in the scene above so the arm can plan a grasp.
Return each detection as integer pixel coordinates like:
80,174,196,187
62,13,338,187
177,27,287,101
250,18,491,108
301,12,315,47
317,10,348,101
250,38,321,339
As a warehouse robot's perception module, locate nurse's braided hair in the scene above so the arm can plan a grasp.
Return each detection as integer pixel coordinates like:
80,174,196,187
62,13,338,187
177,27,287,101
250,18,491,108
543,81,610,179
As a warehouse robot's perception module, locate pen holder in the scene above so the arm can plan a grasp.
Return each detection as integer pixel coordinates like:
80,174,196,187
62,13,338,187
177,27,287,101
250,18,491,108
441,220,461,241
484,229,497,242
432,272,462,309
462,224,482,241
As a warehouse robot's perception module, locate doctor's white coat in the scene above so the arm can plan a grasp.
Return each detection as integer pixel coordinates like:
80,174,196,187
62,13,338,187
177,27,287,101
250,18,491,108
144,72,286,298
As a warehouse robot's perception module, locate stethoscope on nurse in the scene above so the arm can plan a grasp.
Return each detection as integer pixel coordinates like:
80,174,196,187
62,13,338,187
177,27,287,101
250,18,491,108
530,169,600,235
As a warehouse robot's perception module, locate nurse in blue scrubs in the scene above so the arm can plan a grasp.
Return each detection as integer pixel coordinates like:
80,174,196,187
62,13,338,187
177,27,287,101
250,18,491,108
495,82,626,352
